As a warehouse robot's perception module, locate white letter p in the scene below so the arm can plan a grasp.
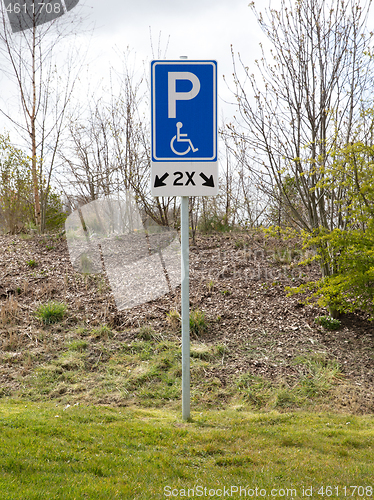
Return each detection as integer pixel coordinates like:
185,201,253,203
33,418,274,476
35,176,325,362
168,72,200,118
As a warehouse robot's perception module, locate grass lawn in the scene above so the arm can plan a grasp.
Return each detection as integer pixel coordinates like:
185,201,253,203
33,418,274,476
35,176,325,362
0,401,373,499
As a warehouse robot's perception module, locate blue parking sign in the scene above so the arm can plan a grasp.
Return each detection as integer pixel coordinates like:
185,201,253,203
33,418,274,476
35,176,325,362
151,60,218,196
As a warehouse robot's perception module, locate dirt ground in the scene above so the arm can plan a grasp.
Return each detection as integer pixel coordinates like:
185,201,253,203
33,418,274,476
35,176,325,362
0,230,373,412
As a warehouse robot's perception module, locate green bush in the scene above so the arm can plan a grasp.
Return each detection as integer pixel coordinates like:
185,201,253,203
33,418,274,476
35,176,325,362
35,301,67,324
288,224,374,319
198,214,233,233
44,190,67,231
0,134,34,234
189,309,207,336
315,315,341,331
0,133,67,234
166,310,181,331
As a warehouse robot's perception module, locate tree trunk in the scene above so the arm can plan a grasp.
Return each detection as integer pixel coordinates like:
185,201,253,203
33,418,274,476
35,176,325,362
31,24,41,230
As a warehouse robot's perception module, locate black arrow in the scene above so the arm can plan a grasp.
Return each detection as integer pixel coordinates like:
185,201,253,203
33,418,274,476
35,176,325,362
154,173,169,188
200,172,215,188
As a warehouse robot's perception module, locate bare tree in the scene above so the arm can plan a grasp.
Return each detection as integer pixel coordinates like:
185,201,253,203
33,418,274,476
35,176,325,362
227,0,374,236
60,99,118,206
61,51,180,228
0,1,84,231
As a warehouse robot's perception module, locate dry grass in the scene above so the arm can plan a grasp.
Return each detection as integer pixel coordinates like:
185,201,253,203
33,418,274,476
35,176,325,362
0,296,20,326
2,329,22,351
0,232,373,414
166,309,181,331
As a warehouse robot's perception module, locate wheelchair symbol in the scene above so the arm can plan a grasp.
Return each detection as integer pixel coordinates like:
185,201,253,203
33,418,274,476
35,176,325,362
170,122,198,156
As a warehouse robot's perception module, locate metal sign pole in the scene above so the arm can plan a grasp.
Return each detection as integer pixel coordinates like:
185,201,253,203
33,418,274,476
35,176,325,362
181,195,190,420
150,57,217,420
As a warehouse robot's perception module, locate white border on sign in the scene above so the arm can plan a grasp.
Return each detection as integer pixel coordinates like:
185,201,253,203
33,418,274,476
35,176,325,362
151,60,217,162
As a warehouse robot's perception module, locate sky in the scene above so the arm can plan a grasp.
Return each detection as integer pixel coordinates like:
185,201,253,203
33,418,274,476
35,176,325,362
83,0,260,60
2,0,374,142
76,0,264,114
0,0,266,141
